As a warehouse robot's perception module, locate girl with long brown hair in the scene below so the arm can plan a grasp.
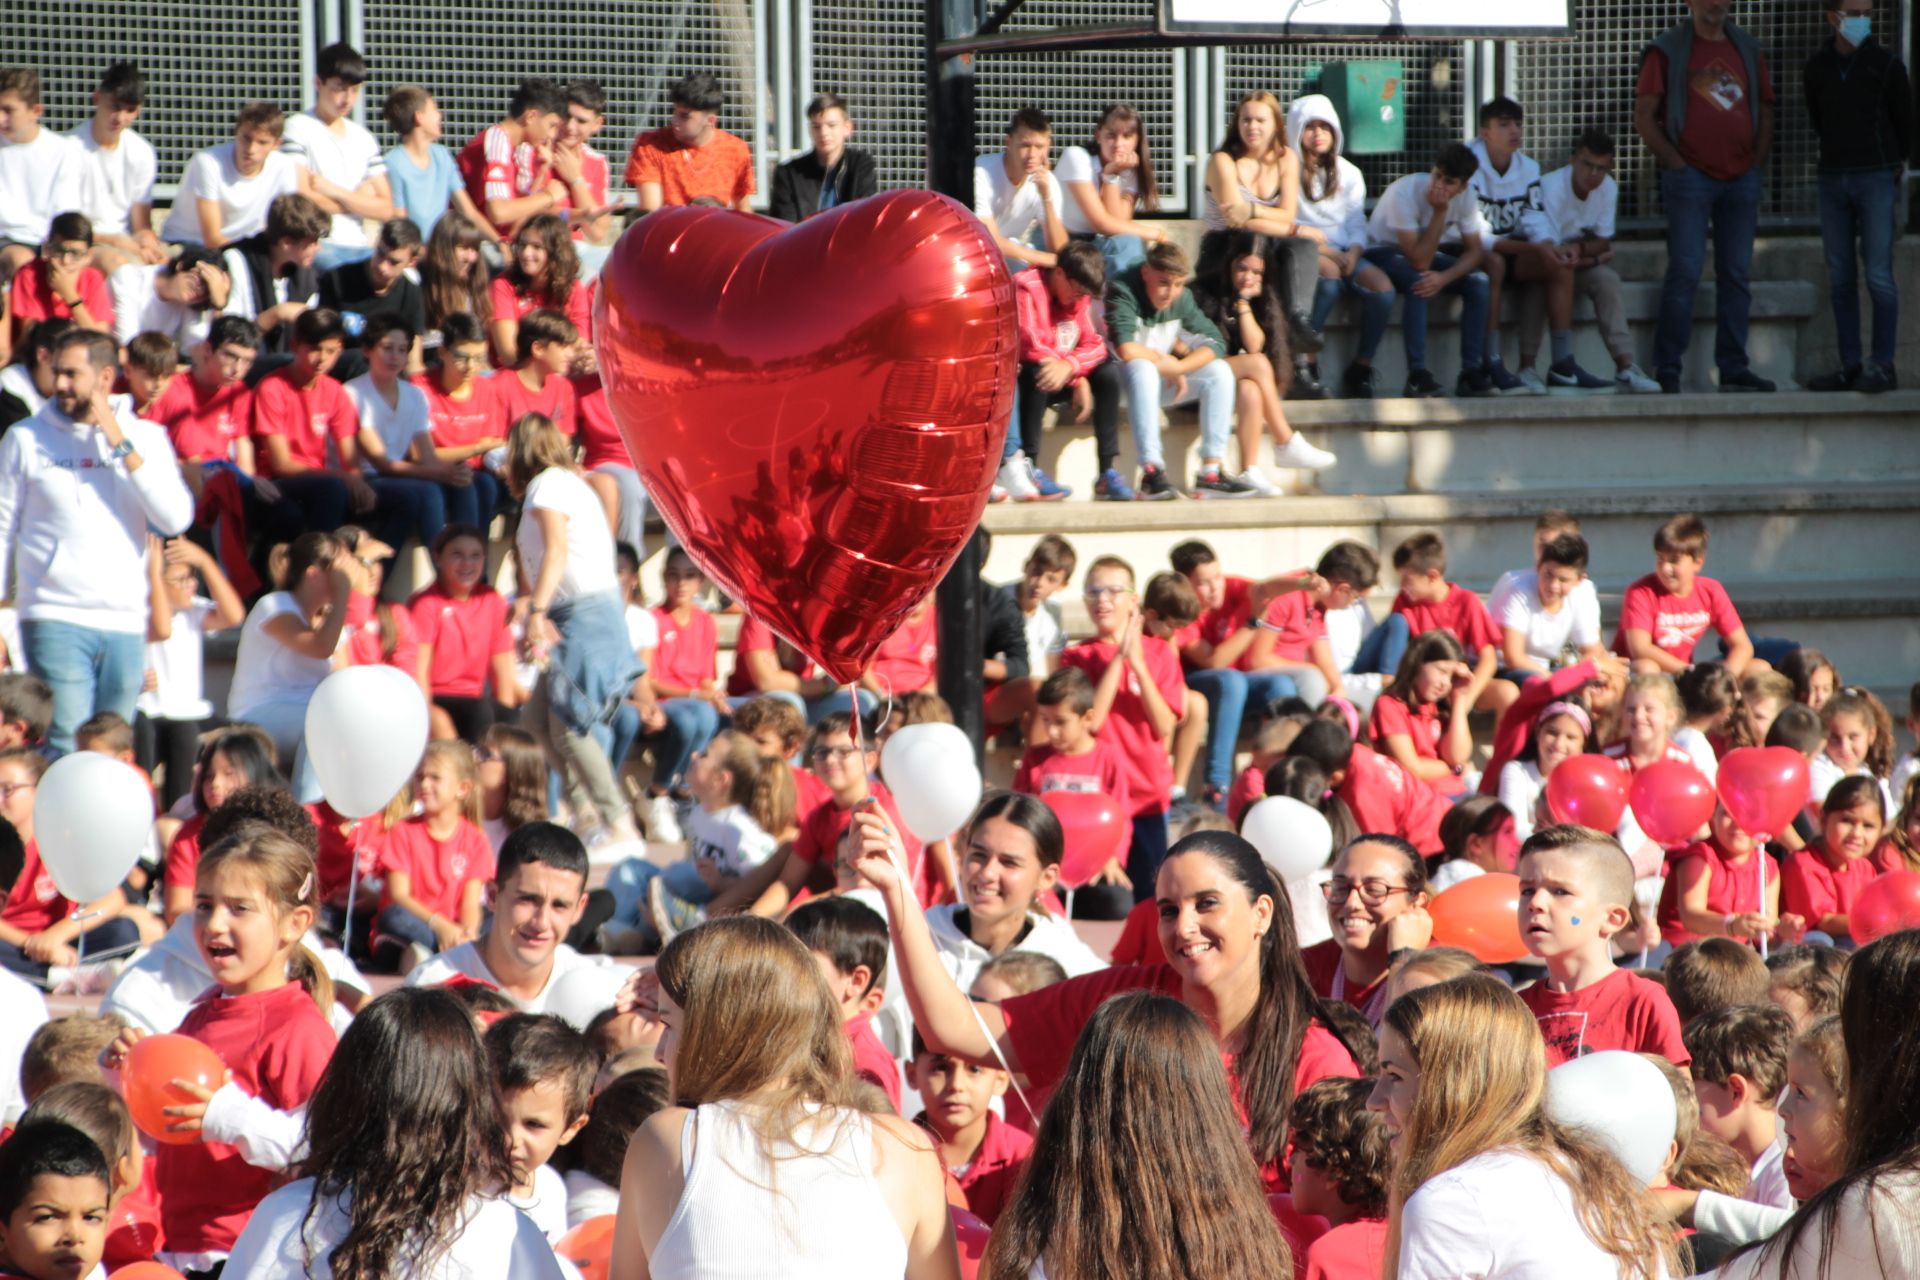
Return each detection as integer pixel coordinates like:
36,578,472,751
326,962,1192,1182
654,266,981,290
1053,102,1169,277
488,212,588,368
420,210,492,344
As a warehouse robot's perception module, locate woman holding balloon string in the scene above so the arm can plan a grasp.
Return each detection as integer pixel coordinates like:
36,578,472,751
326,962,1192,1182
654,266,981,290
0,748,142,978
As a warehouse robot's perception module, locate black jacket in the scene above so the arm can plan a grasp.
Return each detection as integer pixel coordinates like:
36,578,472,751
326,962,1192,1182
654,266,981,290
1804,36,1913,171
228,233,319,355
986,582,1032,682
768,148,878,222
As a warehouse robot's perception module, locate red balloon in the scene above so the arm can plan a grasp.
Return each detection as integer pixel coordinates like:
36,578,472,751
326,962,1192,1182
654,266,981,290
554,1214,614,1280
595,191,1016,684
1545,754,1630,831
1718,746,1810,840
123,1034,225,1145
952,1206,991,1280
1852,871,1920,944
1629,759,1717,846
1429,873,1530,964
1041,790,1128,888
109,1266,187,1280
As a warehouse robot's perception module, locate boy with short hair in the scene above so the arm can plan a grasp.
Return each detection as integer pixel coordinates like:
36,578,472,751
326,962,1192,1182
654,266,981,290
18,1014,122,1101
0,318,71,432
1684,1002,1795,1209
282,42,393,271
1252,541,1397,712
769,92,878,223
149,314,260,472
69,62,163,271
785,895,902,1108
1287,1077,1391,1280
0,1120,111,1280
483,1012,595,1242
1763,943,1846,1029
1514,824,1689,1066
1288,718,1449,855
1001,534,1076,681
0,672,53,751
0,68,85,273
1014,667,1132,813
220,192,326,352
1107,241,1246,501
1613,513,1756,676
73,710,135,763
909,1029,1031,1224
459,78,570,239
250,307,375,531
1664,936,1770,1025
974,108,1069,272
121,333,177,418
1363,142,1492,398
1003,240,1118,503
1391,530,1517,712
759,712,920,916
383,85,494,242
554,80,617,244
623,72,755,213
318,217,426,381
159,102,302,249
497,308,579,436
7,213,112,346
110,246,230,352
1491,531,1605,680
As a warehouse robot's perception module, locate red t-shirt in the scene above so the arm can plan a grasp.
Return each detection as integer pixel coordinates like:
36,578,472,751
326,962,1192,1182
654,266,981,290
622,126,756,204
104,1164,165,1271
1259,580,1330,665
1519,968,1689,1068
344,592,418,675
1059,637,1187,818
846,1011,900,1111
650,606,719,692
494,367,578,437
1612,573,1744,666
1391,583,1500,655
1337,744,1449,855
553,145,610,238
1173,576,1255,672
149,372,252,464
251,368,357,475
793,786,919,868
914,1110,1032,1226
157,982,335,1252
1228,764,1264,827
1635,40,1775,181
1302,938,1391,1017
1369,693,1464,800
0,840,68,933
8,260,112,342
870,608,938,696
457,125,548,236
725,616,814,697
571,371,630,471
1002,963,1359,1188
792,765,832,827
1011,740,1132,814
409,582,512,698
1303,1218,1390,1280
487,275,594,344
1780,846,1879,933
378,816,496,919
162,812,208,893
1107,898,1161,966
1479,660,1601,796
1656,838,1774,945
309,801,373,905
413,374,506,467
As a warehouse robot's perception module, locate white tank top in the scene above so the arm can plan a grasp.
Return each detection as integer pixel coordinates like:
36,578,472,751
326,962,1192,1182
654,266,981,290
647,1101,910,1279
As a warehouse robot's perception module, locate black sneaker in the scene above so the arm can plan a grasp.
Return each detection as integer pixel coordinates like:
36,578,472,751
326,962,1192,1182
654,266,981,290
1137,463,1180,501
1718,368,1777,393
1402,368,1442,398
1192,467,1259,499
1858,363,1898,394
1807,365,1860,392
1287,360,1328,400
1343,362,1378,399
1287,309,1326,354
1455,368,1495,398
1548,357,1612,390
1658,371,1683,394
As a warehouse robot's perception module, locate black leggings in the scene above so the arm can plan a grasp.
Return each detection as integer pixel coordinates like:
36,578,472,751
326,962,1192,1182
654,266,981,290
1017,359,1124,471
434,695,500,743
135,713,216,810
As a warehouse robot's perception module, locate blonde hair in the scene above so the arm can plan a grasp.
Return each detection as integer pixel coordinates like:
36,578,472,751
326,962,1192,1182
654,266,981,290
504,412,575,495
1624,671,1683,726
196,824,333,1015
1382,975,1674,1279
706,729,796,839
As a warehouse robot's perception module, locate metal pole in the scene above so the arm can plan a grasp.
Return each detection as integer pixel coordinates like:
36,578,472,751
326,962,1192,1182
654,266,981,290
926,0,986,766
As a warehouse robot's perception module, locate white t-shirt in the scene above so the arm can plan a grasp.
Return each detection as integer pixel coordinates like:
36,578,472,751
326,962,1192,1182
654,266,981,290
160,143,302,245
0,968,49,1124
0,128,86,245
562,1169,619,1229
1430,858,1488,894
1366,171,1492,251
403,938,617,1014
1490,570,1601,669
1323,599,1375,674
923,904,1108,996
227,591,334,716
1499,759,1549,842
68,124,158,237
226,1178,566,1279
973,157,1064,258
1052,145,1138,237
110,263,218,350
282,111,385,248
1019,596,1064,673
139,597,216,720
507,1164,570,1244
517,467,618,604
1538,166,1618,244
625,602,660,656
1808,752,1895,813
1715,1169,1920,1280
685,804,779,877
1671,726,1720,784
1399,1149,1651,1279
345,374,433,475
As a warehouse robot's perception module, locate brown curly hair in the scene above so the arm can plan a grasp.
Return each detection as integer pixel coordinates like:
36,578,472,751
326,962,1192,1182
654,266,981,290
1287,1077,1391,1217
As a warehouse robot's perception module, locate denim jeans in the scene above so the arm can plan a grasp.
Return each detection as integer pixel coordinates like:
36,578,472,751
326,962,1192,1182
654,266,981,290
1185,667,1302,792
437,469,500,532
0,916,141,978
271,473,351,535
653,697,723,789
606,856,712,931
1128,811,1169,903
592,463,649,549
1352,613,1411,678
1310,275,1397,363
1120,357,1236,467
1654,165,1763,379
1095,233,1148,278
22,621,146,752
1364,247,1489,372
1818,167,1901,369
376,903,439,952
365,475,446,552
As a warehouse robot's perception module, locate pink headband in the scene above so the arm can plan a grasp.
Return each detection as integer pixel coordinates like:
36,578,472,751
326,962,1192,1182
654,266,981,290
1323,696,1361,742
1538,701,1592,738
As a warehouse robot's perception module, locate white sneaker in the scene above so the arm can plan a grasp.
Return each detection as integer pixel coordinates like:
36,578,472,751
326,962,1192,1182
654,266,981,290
1616,364,1662,394
1234,465,1284,496
1271,434,1338,470
996,451,1040,501
989,482,1008,503
1517,369,1549,396
647,793,684,844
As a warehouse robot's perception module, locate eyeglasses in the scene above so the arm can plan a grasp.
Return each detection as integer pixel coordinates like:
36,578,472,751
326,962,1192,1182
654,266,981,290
445,351,486,367
809,745,861,763
48,244,90,261
0,781,36,801
1322,878,1413,906
1083,585,1127,599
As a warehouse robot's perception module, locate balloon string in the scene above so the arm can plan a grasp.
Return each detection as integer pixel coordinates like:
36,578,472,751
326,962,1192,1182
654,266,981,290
1757,836,1769,961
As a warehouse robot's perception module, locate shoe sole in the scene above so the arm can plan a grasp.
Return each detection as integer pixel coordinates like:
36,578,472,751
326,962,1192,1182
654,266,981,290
1016,492,1069,501
1136,490,1180,501
1716,385,1776,393
1191,488,1260,499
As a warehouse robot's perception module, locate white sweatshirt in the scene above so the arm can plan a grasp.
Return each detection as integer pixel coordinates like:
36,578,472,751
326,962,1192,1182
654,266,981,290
0,399,193,633
1285,95,1369,251
924,904,1108,994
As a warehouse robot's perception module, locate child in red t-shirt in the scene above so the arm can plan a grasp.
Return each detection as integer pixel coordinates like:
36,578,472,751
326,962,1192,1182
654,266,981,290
17,1079,162,1273
1514,827,1688,1068
909,1032,1031,1225
1287,1078,1390,1280
1388,530,1517,715
1780,776,1886,946
1059,556,1186,899
487,214,591,367
866,596,939,698
1657,802,1791,947
1288,718,1450,857
409,523,521,743
456,78,566,239
1226,719,1306,828
1014,667,1133,809
251,308,377,532
1369,628,1486,800
414,312,507,522
375,741,495,970
785,895,902,1110
1604,674,1704,912
1612,512,1756,677
0,750,140,978
494,307,578,437
7,212,113,347
149,318,258,469
762,712,923,914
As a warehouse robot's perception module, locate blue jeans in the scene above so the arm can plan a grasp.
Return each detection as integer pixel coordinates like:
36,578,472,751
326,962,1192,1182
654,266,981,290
1352,613,1410,678
1654,165,1762,379
365,475,446,551
1186,668,1302,792
653,697,722,790
1817,167,1900,370
1120,356,1236,467
314,242,374,272
1310,274,1397,363
272,473,350,534
23,621,146,752
376,903,439,952
440,469,499,531
1094,233,1148,278
0,916,141,978
605,857,711,931
1365,247,1488,372
1128,811,1169,903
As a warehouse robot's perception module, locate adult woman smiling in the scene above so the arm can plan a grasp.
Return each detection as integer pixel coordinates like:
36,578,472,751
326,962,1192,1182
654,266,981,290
1302,834,1434,1025
856,821,1358,1188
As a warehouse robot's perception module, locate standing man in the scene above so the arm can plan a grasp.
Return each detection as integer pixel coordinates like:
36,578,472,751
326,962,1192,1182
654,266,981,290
769,93,878,222
0,330,193,750
623,73,755,213
1804,0,1911,394
1635,0,1777,394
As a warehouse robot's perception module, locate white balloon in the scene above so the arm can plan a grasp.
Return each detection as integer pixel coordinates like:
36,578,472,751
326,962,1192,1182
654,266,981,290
1241,796,1334,882
34,753,152,904
1545,1050,1678,1186
544,963,631,1031
304,665,431,818
879,722,982,843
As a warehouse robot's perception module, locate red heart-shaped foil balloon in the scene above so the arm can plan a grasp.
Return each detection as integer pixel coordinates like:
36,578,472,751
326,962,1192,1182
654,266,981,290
593,191,1016,684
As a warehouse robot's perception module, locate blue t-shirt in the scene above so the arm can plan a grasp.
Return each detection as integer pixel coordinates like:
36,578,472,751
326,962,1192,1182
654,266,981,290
384,143,461,236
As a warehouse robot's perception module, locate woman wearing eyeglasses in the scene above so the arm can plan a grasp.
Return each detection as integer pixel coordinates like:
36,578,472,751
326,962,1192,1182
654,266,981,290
1300,834,1435,1026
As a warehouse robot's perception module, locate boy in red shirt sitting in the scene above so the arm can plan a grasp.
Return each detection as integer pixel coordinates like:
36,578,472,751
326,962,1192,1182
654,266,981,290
1612,512,1757,677
756,711,921,916
1514,824,1689,1067
1013,666,1132,812
1389,529,1517,714
1287,718,1450,856
494,307,578,437
457,78,568,239
785,896,901,1110
250,307,375,533
7,212,112,347
909,1029,1031,1224
1287,1078,1390,1280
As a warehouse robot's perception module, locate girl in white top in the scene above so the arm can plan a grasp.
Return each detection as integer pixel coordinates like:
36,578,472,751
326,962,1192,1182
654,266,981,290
1429,795,1519,894
610,916,957,1280
1498,701,1594,843
1369,973,1673,1279
1051,104,1169,272
1285,93,1398,391
141,535,246,806
1200,90,1319,350
226,985,565,1278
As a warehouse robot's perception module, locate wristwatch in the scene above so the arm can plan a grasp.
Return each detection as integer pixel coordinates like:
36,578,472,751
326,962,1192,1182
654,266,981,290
110,439,136,462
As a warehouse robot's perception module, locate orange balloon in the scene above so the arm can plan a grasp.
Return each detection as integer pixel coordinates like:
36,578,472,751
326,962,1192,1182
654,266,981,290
1428,873,1530,964
123,1034,225,1146
109,1265,188,1279
555,1214,615,1280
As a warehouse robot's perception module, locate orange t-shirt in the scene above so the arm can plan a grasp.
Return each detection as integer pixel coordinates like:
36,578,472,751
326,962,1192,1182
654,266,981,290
622,126,755,206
